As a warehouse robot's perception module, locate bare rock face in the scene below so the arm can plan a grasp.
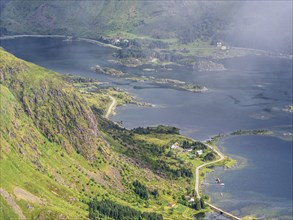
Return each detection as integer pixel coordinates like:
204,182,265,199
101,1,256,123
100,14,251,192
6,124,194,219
27,85,100,161
0,49,101,162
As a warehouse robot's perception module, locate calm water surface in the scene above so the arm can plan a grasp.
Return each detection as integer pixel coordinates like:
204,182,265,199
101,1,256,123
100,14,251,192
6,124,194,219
203,135,292,218
1,37,292,219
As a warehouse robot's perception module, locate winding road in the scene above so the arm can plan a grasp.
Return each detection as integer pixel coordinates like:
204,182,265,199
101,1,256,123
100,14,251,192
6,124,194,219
194,142,224,199
194,142,241,220
105,96,117,119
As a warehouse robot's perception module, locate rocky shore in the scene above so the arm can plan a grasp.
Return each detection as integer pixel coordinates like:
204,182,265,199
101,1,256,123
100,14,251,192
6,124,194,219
92,65,126,76
193,60,226,72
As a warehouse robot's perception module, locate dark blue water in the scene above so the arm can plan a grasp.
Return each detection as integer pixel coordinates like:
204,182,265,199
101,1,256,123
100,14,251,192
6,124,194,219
1,37,292,219
203,135,292,218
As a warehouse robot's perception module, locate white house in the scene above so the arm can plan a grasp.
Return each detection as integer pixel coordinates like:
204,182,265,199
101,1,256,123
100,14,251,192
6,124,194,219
216,42,222,47
221,45,227,51
196,150,203,155
114,38,120,44
188,197,195,203
171,142,180,149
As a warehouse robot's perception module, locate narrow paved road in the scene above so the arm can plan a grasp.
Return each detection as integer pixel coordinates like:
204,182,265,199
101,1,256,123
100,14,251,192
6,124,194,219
194,142,224,199
105,96,117,119
194,142,241,220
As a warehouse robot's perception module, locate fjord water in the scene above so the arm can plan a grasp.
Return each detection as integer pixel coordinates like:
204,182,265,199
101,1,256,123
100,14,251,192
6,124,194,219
1,37,292,218
203,136,292,218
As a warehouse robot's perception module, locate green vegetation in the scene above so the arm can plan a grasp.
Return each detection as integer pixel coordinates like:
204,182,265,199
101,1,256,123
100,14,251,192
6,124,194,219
231,129,273,136
0,196,19,220
132,126,180,135
177,196,206,212
88,199,163,220
203,152,216,161
1,1,291,69
102,124,194,179
93,65,126,76
1,1,234,41
127,76,207,93
133,180,149,200
0,48,217,219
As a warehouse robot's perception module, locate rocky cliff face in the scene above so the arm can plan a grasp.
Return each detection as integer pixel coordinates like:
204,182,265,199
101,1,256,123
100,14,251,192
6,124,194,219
0,49,100,161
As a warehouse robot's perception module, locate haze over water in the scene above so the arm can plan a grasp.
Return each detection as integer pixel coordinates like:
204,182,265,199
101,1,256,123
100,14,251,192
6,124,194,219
1,37,292,218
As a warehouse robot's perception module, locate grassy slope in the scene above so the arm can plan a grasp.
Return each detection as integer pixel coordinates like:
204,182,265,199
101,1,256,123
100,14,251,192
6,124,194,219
0,49,102,161
0,84,88,219
0,49,213,219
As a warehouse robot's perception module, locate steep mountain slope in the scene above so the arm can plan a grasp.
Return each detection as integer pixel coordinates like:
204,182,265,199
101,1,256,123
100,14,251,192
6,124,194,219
0,48,109,218
0,49,101,161
0,49,220,219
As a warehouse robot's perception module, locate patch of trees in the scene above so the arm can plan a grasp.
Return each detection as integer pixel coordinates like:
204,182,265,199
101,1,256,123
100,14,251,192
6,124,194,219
181,140,192,149
151,189,159,198
148,40,169,49
190,198,206,210
133,180,149,200
231,129,269,135
88,199,163,220
181,140,207,150
115,47,152,59
102,125,192,179
132,125,180,135
193,142,207,150
203,152,216,161
157,160,192,179
178,196,206,211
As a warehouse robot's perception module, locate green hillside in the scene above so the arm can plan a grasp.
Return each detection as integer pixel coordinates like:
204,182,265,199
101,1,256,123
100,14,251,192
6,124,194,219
0,1,230,40
0,48,227,219
1,1,291,53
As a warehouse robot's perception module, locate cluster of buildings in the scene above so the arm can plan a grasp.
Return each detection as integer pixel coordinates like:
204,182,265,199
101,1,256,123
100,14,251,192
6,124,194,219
170,142,203,156
216,41,229,51
113,37,129,45
168,196,196,208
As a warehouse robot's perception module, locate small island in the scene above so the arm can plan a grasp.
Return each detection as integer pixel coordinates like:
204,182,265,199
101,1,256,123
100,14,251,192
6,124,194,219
92,64,126,76
127,76,208,93
193,60,226,72
91,64,208,93
231,129,273,136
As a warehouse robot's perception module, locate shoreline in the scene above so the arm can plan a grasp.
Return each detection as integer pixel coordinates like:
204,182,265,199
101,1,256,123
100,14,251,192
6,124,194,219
1,34,291,61
202,133,293,219
194,140,241,220
0,34,121,50
3,34,290,219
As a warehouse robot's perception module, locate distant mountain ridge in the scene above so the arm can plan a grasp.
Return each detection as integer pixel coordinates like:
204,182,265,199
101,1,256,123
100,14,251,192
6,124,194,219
1,0,292,53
